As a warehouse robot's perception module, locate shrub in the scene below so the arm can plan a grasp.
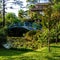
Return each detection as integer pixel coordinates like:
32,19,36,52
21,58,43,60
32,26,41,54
7,36,39,50
0,26,7,47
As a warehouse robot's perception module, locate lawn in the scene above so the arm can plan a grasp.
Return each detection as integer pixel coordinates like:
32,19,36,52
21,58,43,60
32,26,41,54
0,43,60,60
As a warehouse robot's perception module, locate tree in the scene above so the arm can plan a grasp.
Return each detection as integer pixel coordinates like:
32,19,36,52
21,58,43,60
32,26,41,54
43,2,53,51
0,0,2,26
5,12,19,26
2,0,23,26
51,3,60,43
43,0,60,51
53,3,60,12
53,0,60,3
18,9,25,22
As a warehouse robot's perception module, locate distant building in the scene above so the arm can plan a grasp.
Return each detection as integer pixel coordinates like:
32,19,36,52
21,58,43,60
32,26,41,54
29,0,52,23
31,3,49,11
30,0,51,14
38,0,49,3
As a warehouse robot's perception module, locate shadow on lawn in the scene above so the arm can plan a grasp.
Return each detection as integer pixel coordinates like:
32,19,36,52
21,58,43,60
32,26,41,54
50,46,60,48
45,53,60,60
0,48,33,56
45,56,59,60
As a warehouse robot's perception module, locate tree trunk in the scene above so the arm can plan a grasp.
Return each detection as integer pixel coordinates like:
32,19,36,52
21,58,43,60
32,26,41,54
2,0,5,26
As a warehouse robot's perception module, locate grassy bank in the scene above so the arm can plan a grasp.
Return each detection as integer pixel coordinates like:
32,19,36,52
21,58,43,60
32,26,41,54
0,43,60,60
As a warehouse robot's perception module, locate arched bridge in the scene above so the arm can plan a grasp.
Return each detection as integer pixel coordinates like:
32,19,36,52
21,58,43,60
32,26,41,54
8,22,42,37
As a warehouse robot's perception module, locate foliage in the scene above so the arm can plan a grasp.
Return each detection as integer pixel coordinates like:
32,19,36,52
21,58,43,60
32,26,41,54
53,0,60,3
32,22,42,30
0,0,60,50
0,14,2,22
28,4,35,9
37,28,49,47
24,30,36,40
7,36,39,50
24,29,48,48
18,9,24,18
0,26,7,45
18,9,27,22
5,12,20,26
52,3,60,12
28,10,42,21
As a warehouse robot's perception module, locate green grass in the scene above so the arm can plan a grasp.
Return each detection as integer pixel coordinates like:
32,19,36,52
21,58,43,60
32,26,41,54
0,43,60,60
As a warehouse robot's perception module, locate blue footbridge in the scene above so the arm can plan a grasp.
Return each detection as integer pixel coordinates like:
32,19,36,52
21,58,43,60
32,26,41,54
8,22,42,37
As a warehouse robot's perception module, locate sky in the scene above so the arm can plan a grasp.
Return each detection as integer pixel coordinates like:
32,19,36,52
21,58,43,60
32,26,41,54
5,0,27,16
5,0,49,16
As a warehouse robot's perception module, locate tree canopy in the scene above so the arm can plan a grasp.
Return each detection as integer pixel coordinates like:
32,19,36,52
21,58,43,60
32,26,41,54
5,12,19,25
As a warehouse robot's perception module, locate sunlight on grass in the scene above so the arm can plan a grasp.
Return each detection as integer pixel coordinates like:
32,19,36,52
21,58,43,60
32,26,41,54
0,43,60,60
36,47,47,51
